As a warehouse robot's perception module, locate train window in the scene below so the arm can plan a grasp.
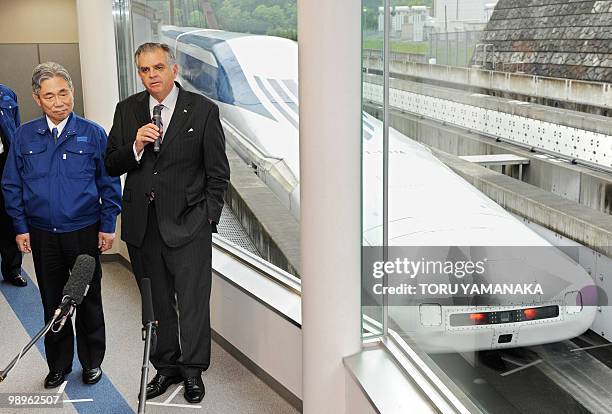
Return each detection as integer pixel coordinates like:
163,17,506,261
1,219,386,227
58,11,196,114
178,51,219,101
216,66,234,105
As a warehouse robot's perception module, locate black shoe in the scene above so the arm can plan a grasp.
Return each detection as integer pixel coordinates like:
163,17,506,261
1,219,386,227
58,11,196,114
145,373,182,399
44,370,69,389
4,274,26,287
183,375,205,403
82,367,102,384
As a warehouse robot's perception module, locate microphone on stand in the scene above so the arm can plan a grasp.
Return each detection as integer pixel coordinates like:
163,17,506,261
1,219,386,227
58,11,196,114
141,277,157,353
0,255,96,382
138,278,157,414
152,105,162,153
55,254,96,319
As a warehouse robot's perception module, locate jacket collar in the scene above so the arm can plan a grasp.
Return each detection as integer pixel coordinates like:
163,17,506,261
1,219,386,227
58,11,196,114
156,86,192,156
35,113,78,137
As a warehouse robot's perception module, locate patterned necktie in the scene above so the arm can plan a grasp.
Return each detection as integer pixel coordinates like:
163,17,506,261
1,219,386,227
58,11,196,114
52,127,58,145
154,104,164,143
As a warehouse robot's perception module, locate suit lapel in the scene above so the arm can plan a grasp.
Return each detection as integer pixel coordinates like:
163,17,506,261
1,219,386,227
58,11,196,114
135,91,151,128
157,88,192,157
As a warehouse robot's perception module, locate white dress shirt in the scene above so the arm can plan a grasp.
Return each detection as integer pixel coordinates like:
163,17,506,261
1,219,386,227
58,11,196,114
46,115,70,138
133,84,179,161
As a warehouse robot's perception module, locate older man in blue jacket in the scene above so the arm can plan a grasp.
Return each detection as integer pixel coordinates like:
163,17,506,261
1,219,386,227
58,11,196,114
1,63,121,389
0,84,25,287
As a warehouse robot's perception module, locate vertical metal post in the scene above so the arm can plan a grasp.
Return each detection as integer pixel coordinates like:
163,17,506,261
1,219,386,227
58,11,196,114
456,31,459,67
112,0,136,100
169,0,175,25
445,5,449,65
433,33,437,63
383,0,390,337
137,323,155,414
465,31,469,67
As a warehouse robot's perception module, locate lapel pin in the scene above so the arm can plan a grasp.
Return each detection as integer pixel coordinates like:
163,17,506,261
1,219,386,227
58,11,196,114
183,109,188,113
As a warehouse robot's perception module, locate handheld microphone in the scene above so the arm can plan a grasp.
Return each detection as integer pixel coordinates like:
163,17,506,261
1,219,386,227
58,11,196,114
152,105,162,153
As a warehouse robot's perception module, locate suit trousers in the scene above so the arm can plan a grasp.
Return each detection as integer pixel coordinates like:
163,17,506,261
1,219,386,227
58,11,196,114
127,203,212,378
0,155,22,279
30,223,105,373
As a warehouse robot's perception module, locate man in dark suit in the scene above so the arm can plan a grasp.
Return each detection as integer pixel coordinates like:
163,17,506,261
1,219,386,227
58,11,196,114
0,84,25,287
105,43,229,404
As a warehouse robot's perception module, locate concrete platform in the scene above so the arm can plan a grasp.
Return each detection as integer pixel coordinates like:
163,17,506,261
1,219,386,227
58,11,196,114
225,146,301,276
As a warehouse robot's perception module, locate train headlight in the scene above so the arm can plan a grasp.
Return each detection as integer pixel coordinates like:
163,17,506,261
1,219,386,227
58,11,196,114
523,308,537,320
564,291,583,314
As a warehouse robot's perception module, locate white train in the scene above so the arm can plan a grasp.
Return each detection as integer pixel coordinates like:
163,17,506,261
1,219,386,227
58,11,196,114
161,26,597,352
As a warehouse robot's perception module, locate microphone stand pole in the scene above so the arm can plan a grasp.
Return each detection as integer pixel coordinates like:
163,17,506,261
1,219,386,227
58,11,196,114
0,312,62,382
137,320,157,413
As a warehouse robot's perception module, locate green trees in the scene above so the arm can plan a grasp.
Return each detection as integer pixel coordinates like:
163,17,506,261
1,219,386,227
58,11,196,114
168,0,430,40
166,0,296,39
213,0,297,39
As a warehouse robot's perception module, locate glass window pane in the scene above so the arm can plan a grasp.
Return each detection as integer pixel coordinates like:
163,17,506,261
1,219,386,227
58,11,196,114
362,0,386,339
113,0,300,277
361,0,612,411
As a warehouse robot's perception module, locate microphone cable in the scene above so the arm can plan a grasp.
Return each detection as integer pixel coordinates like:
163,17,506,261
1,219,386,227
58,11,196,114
51,297,76,333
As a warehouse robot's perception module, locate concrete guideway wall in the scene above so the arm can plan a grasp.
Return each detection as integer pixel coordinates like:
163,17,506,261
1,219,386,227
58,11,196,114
363,57,612,113
433,148,612,259
363,75,612,170
364,101,612,216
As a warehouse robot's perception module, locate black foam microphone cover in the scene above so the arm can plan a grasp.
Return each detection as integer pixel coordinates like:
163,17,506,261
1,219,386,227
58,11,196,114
141,278,155,325
63,255,96,306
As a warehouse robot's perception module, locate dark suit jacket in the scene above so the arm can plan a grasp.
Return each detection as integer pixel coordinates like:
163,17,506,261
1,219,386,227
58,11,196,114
105,84,230,248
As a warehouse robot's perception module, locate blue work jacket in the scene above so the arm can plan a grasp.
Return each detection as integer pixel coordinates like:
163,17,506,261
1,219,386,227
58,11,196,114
0,84,20,144
1,113,122,234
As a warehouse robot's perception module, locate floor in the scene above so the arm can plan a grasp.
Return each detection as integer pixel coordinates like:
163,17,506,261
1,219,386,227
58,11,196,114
0,252,299,414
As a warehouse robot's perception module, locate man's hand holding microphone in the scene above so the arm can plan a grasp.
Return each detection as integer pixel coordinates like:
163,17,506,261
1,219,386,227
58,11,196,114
134,122,162,155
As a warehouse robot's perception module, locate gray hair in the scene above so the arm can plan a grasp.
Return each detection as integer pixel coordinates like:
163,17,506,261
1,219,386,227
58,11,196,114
134,42,176,67
32,62,73,94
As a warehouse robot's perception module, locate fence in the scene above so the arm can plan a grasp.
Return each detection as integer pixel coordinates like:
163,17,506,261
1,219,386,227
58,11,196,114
427,30,483,68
